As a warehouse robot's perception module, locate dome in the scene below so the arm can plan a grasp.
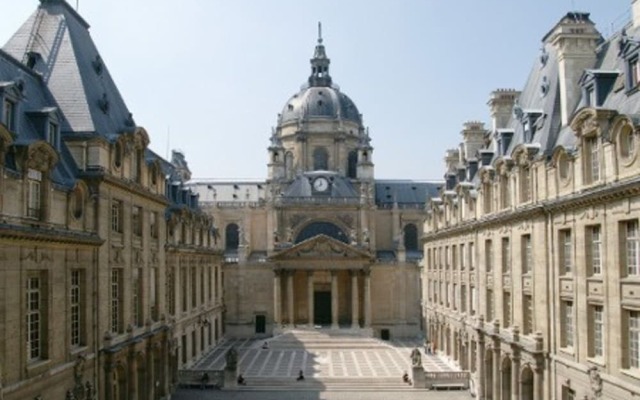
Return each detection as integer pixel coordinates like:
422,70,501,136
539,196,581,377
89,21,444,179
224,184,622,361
280,86,362,125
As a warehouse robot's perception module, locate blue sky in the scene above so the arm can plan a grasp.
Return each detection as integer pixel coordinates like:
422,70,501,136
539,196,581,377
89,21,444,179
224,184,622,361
1,0,633,180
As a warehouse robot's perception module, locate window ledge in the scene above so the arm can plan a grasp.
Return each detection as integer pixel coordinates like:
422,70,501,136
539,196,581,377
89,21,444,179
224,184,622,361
70,346,89,357
586,357,605,368
558,347,575,357
26,358,51,377
621,368,640,380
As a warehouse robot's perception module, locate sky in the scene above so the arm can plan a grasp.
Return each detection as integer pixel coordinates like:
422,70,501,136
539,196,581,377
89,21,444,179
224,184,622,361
0,0,633,181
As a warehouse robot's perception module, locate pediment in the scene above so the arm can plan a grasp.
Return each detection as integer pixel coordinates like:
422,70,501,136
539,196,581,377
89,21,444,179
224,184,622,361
269,234,372,261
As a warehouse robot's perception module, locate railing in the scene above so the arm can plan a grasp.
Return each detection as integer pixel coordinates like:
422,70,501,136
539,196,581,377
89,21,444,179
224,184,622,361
177,369,224,389
424,371,469,390
275,197,360,206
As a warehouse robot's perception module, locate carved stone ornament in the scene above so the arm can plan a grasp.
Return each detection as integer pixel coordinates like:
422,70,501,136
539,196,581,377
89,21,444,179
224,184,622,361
588,366,603,399
25,142,59,172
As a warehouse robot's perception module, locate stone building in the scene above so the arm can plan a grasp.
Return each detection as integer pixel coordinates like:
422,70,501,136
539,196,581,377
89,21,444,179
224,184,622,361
0,1,223,399
188,27,440,340
423,4,640,400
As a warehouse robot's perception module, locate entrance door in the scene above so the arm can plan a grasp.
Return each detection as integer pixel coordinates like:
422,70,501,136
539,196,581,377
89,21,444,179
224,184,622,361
255,315,266,334
314,291,332,325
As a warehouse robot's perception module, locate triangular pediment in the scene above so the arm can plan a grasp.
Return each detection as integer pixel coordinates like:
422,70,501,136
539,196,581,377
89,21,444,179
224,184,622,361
269,234,372,261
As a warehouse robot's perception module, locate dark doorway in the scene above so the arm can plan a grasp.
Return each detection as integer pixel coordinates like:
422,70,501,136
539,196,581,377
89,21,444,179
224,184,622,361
314,291,332,325
255,315,266,334
381,329,390,341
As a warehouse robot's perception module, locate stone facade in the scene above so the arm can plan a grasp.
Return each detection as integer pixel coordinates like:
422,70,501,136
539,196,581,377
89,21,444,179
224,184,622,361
0,1,223,400
423,8,640,400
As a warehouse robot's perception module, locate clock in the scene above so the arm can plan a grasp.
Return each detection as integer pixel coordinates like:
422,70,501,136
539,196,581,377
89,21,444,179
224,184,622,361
312,177,329,192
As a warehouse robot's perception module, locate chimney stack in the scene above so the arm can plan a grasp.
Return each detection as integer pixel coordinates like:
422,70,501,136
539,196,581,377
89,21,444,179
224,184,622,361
545,12,600,126
488,89,520,132
460,121,487,162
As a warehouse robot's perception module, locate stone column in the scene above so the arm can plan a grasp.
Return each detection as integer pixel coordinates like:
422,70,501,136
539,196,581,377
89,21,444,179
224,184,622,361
511,355,520,400
128,354,138,400
287,270,295,326
331,271,339,329
364,270,372,328
493,346,500,400
307,271,314,328
476,338,485,400
351,270,360,329
273,270,282,326
533,365,543,400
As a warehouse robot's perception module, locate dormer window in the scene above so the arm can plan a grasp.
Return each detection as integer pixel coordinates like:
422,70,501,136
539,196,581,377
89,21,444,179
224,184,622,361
581,70,619,106
3,98,15,131
586,85,596,106
47,121,59,148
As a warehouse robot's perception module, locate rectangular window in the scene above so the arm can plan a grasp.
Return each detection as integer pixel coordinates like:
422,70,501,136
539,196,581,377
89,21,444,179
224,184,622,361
485,239,493,273
626,220,640,276
150,267,158,321
132,206,142,237
630,310,640,368
523,294,533,335
562,386,576,400
522,234,532,274
27,169,42,219
469,242,475,271
560,229,572,275
111,200,123,233
208,267,213,300
200,267,205,305
460,244,466,270
500,175,510,209
588,225,602,275
27,273,46,361
167,267,175,316
451,244,457,270
48,121,59,148
591,305,604,358
503,291,512,327
486,289,494,321
111,269,122,333
585,137,600,183
452,283,457,310
191,267,197,309
460,285,467,313
562,301,574,348
181,268,188,312
70,270,82,347
471,286,477,316
3,98,15,130
501,237,510,274
132,268,143,326
483,183,493,213
150,211,158,239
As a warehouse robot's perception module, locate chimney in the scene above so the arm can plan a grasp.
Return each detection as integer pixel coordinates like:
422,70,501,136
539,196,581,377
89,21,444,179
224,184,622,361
488,89,520,131
545,12,600,126
461,121,487,162
634,0,640,28
445,149,460,173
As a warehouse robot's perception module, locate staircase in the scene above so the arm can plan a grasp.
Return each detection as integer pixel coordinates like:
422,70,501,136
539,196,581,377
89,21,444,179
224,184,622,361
236,376,416,391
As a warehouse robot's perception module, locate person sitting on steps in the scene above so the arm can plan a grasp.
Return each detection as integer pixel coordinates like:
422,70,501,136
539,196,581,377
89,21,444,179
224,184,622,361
237,374,246,386
402,371,409,383
296,370,305,381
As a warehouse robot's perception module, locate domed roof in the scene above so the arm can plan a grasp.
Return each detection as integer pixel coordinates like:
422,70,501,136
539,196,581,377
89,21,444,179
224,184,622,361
278,23,362,127
280,86,361,125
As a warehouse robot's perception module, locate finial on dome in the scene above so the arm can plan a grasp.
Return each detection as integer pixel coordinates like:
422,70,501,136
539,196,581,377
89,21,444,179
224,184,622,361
318,22,323,44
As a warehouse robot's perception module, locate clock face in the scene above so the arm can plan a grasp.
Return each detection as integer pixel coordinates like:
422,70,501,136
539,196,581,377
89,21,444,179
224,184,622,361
313,177,329,192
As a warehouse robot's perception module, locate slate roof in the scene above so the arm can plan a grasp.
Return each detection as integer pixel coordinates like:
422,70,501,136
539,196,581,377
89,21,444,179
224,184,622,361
0,49,78,189
374,180,441,208
3,0,135,137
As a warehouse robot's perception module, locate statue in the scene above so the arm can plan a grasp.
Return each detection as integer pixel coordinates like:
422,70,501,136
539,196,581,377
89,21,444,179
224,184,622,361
225,347,238,370
362,229,370,246
410,347,422,368
588,366,602,398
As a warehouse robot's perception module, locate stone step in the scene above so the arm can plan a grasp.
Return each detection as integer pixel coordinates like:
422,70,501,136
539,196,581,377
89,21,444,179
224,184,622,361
236,376,414,389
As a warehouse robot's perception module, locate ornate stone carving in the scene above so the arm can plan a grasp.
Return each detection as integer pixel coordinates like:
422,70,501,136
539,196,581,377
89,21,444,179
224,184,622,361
588,366,602,399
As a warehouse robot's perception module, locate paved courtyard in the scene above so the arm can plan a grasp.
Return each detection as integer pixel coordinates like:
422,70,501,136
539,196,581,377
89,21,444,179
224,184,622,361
173,388,472,400
182,329,470,398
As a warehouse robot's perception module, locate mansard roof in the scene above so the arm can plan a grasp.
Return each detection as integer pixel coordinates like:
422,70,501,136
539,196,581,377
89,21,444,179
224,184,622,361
374,180,441,208
3,0,135,136
0,50,78,188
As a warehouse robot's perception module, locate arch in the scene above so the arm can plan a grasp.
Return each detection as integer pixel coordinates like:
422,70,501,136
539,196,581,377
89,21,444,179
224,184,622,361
313,147,329,170
403,223,419,251
347,150,358,178
295,221,348,244
501,356,512,399
520,365,534,400
225,223,239,250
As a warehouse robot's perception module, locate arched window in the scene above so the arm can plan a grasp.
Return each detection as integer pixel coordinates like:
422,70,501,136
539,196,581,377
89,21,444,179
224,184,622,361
347,150,358,178
225,223,239,250
404,223,418,251
295,222,348,244
313,147,329,170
